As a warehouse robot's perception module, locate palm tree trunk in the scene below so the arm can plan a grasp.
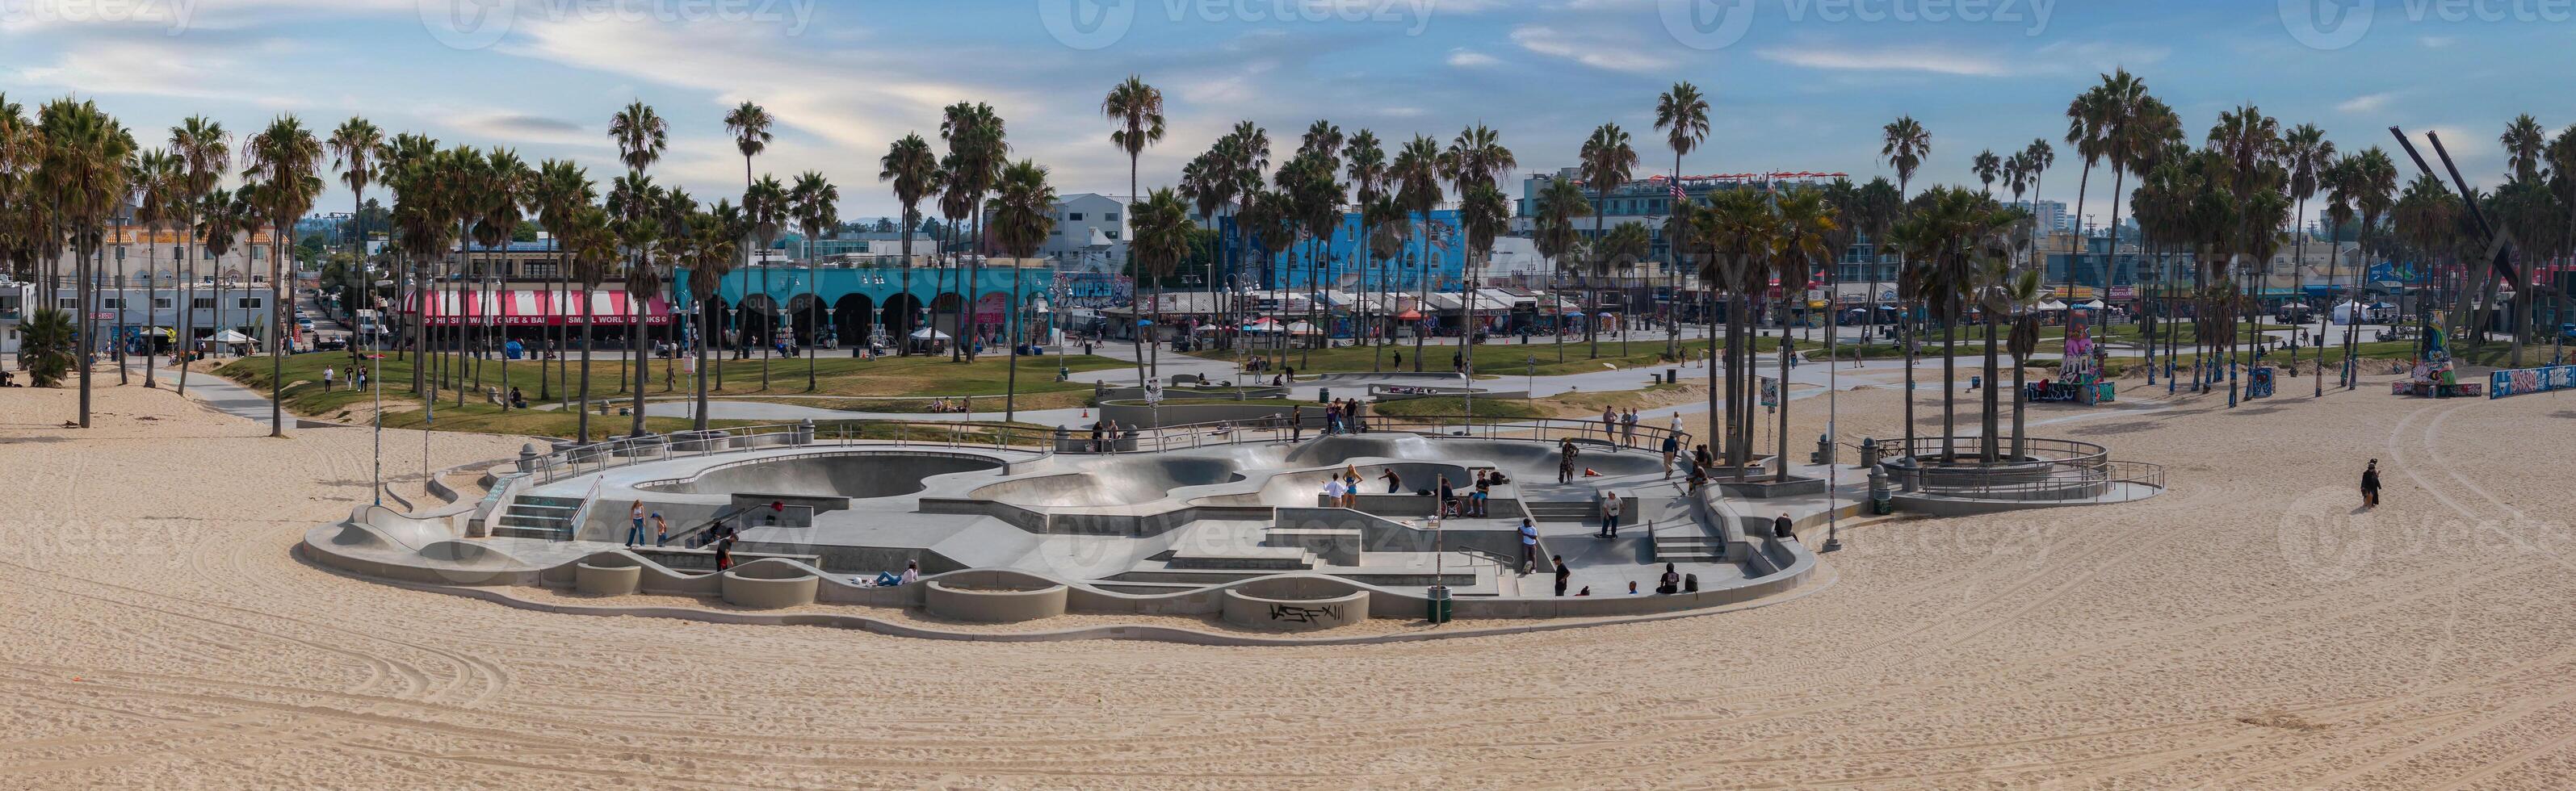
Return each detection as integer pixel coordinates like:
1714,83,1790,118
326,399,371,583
694,287,711,432
1775,299,1793,481
2010,350,2028,458
143,230,159,389
1981,320,2000,462
1007,262,1025,422
804,242,818,391
2066,162,2092,359
1941,294,1958,461
115,220,130,387
269,224,287,437
631,270,650,437
577,282,595,442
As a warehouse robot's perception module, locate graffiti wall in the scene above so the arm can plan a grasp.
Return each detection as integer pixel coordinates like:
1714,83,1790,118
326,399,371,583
2489,365,2576,399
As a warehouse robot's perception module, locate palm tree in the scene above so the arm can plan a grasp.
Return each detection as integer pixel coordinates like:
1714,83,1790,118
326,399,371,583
2095,74,2167,335
2282,123,2335,395
1100,77,1164,370
685,203,740,430
530,160,593,402
1599,220,1652,358
1580,123,1637,359
1697,187,1776,471
741,174,787,376
1445,124,1515,376
1343,129,1387,360
725,101,774,193
2347,148,2399,386
1879,115,1930,453
607,100,666,419
880,134,938,357
244,115,321,437
472,149,530,404
1391,135,1443,372
943,103,1009,363
131,149,180,389
2063,85,2110,326
2547,126,2576,366
985,159,1062,420
2021,136,2057,306
565,206,614,442
1655,82,1711,360
325,115,384,374
2209,103,2283,404
1131,188,1198,413
1532,175,1591,366
1998,257,2045,459
1458,181,1511,385
167,116,229,398
1773,189,1837,476
1972,150,2001,195
789,171,837,391
36,99,137,427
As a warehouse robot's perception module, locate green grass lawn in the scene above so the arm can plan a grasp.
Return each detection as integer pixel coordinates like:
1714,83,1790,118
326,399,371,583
222,351,1124,413
1367,396,1548,420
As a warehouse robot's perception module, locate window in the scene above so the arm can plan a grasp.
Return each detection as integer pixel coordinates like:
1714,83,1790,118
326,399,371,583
57,298,77,309
1104,231,1119,240
100,298,124,309
237,298,262,309
192,297,216,310
1105,212,1119,222
154,297,174,310
1068,211,1085,221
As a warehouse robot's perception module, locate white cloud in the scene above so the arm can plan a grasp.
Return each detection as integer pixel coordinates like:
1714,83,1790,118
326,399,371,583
1446,48,1499,67
2338,92,2393,115
2420,36,2456,48
1756,44,2008,77
2033,40,2171,73
1508,25,1676,73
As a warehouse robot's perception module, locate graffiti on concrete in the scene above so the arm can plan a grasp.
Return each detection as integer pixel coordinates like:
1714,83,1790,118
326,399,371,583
1269,604,1345,624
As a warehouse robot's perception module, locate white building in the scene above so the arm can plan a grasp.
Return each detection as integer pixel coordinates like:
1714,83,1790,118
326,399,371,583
2013,199,2071,234
1039,193,1133,265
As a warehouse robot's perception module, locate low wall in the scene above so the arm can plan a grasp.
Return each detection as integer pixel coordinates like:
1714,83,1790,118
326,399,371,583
1097,400,1321,429
720,559,820,608
925,574,1070,622
1221,588,1368,630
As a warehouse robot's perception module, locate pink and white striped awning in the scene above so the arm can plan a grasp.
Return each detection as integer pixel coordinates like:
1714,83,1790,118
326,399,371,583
404,289,672,327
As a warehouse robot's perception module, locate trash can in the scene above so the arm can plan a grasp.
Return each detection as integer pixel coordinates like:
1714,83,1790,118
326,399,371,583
1869,467,1894,515
1318,387,1331,403
1425,585,1453,624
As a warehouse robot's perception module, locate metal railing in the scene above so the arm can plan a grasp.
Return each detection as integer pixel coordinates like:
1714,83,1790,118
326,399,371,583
1898,458,2166,503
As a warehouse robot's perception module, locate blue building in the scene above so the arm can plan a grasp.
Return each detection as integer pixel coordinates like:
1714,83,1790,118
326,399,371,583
1248,210,1470,291
673,262,1056,348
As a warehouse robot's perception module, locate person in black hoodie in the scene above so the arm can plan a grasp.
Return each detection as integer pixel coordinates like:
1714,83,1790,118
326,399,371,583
2362,459,2381,508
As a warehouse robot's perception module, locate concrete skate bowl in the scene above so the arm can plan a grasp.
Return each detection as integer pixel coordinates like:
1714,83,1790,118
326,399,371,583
970,454,1248,508
1188,461,1471,508
635,450,1005,500
1288,435,1667,479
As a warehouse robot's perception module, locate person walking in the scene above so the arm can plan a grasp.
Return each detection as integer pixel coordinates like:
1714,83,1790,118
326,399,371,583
1557,438,1579,483
2362,459,2381,508
1552,555,1571,596
1518,517,1540,574
1599,492,1624,538
1660,431,1680,479
652,512,669,546
625,501,646,546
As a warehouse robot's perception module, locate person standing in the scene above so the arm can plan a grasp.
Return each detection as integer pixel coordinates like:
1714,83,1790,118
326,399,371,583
1600,492,1623,538
1518,517,1540,574
652,512,669,546
321,366,335,391
1601,405,1617,442
626,501,646,546
1552,555,1571,596
2362,459,2381,508
1322,475,1348,508
1622,408,1638,448
1558,438,1580,483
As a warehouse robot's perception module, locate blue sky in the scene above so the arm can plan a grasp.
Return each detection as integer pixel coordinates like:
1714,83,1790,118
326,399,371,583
2,0,2561,227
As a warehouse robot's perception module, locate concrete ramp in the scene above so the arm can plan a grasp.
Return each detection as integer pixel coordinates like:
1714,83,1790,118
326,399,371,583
640,451,1005,499
1290,435,1666,479
971,455,1248,508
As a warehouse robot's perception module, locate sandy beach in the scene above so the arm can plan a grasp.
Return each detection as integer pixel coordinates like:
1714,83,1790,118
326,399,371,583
3,371,2571,789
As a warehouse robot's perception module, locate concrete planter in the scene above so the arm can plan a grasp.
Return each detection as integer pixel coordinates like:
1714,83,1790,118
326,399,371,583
1220,588,1368,630
573,560,640,596
720,562,820,609
924,580,1068,622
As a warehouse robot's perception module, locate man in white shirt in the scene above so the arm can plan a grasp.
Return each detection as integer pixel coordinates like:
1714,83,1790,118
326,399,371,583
1322,476,1349,508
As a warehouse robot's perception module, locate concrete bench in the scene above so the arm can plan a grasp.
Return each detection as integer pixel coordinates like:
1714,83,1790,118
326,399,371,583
1168,546,1316,571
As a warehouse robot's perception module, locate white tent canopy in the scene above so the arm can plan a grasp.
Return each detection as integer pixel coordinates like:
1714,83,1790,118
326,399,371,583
2037,299,2070,312
908,328,951,340
211,329,254,343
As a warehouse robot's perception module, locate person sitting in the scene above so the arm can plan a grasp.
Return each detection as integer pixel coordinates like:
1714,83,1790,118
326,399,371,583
1656,563,1681,595
509,387,527,409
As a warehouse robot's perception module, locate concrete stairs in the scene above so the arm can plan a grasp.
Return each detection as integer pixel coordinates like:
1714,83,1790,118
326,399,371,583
1524,500,1597,524
491,495,583,541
